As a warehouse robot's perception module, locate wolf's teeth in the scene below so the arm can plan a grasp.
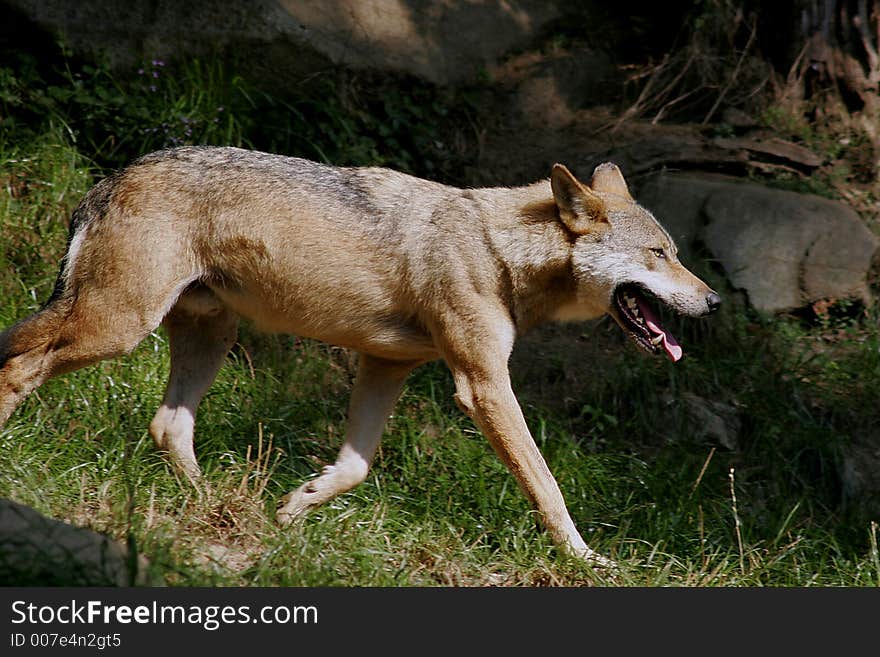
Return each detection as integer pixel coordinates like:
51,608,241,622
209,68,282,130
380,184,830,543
651,334,663,346
626,297,637,310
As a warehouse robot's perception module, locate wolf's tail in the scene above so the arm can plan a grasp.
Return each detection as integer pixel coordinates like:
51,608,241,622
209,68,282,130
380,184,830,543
45,173,120,307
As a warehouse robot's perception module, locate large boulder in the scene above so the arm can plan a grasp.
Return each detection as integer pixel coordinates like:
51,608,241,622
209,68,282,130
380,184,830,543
0,498,159,586
4,0,561,86
635,172,878,313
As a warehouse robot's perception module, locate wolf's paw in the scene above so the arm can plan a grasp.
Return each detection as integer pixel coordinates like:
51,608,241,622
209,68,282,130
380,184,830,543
276,483,320,526
169,454,201,483
568,544,619,572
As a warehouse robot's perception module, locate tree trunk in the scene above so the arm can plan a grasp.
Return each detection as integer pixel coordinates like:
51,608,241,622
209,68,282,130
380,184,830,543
793,0,880,178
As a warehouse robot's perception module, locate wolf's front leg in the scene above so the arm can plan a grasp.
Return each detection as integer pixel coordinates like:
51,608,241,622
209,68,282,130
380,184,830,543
440,314,614,568
454,366,613,567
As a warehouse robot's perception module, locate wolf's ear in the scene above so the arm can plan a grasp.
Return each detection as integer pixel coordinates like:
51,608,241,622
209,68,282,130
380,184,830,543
590,162,632,200
550,163,607,234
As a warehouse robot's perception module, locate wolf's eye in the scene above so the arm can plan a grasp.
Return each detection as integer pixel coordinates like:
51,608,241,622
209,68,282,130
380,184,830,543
651,248,666,259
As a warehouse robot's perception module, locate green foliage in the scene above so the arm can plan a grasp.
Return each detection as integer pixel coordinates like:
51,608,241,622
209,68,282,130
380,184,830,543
0,53,252,168
759,106,816,145
245,72,480,182
0,48,480,182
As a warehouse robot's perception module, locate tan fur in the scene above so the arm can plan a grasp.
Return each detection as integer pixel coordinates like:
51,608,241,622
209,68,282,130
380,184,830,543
0,147,720,566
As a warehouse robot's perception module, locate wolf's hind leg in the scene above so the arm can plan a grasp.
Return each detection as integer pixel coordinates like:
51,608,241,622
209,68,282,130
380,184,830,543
276,354,416,523
0,289,164,429
0,303,71,427
149,287,238,480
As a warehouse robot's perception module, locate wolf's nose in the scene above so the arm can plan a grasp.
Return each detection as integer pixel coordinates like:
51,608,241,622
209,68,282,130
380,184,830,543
706,292,722,313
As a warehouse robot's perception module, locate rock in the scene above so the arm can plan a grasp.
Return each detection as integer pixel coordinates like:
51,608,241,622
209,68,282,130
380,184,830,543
635,172,878,313
0,498,160,586
712,136,824,170
841,442,880,516
596,131,750,181
5,0,561,86
281,0,561,85
660,391,740,449
592,127,823,183
679,392,740,450
703,186,876,312
490,48,616,129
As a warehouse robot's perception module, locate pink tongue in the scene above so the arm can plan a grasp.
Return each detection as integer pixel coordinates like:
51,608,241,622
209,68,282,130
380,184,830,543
635,296,683,362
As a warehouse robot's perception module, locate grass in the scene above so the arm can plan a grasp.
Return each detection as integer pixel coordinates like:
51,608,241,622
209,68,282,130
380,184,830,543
2,315,878,585
1,55,879,587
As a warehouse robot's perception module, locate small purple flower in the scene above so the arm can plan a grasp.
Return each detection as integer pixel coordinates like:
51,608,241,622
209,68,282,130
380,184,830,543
137,68,144,75
149,85,157,92
152,71,159,78
216,106,224,113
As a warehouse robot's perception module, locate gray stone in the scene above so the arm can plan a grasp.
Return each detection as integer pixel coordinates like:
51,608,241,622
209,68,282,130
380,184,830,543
842,442,880,516
0,498,160,586
679,392,741,451
635,172,878,313
6,0,561,86
711,136,824,169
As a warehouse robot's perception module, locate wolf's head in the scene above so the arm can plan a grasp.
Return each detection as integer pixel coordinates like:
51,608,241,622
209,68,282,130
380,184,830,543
550,162,720,362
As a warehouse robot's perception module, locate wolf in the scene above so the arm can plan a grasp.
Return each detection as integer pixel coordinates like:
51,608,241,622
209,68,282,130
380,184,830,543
0,146,720,566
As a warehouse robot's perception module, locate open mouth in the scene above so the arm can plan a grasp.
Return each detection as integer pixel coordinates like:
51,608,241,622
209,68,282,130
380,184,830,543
611,283,683,362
